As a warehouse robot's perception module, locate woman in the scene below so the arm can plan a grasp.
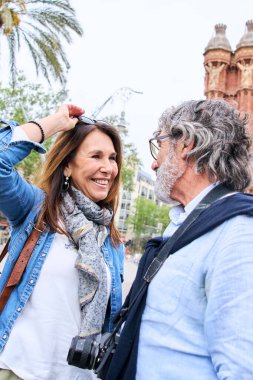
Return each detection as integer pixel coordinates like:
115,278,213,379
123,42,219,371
0,104,125,380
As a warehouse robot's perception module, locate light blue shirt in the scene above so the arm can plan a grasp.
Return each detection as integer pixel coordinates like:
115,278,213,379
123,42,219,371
137,186,253,380
163,182,218,238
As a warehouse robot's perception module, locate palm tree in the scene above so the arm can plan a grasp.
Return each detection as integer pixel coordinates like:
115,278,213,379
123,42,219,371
0,0,83,86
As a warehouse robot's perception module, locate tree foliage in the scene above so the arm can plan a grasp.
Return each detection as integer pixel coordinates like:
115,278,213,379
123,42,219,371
0,72,67,179
127,196,171,239
0,0,83,86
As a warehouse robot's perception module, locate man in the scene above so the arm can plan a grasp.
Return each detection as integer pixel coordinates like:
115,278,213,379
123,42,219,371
104,99,253,380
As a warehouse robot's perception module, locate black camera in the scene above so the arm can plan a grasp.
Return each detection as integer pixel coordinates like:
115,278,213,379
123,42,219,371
67,332,119,379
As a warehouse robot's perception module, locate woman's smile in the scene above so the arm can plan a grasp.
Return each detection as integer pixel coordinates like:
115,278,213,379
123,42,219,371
64,129,118,202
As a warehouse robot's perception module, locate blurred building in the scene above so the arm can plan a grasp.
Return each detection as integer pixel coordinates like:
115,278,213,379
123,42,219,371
115,168,159,241
204,20,253,131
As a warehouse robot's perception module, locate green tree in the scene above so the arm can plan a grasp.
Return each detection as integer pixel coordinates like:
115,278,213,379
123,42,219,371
127,196,171,239
0,0,83,86
0,72,67,178
104,114,141,191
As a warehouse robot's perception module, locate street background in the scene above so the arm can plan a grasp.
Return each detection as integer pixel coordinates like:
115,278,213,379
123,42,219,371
122,257,138,300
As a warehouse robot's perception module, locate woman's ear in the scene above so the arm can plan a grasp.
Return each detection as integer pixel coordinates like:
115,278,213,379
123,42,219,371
63,165,71,177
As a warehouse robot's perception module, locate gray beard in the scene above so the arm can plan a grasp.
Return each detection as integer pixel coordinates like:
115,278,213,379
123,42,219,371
154,150,184,204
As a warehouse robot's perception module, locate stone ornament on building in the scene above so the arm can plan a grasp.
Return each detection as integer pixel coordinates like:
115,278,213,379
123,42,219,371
237,60,253,87
205,62,225,89
205,23,232,52
204,20,253,130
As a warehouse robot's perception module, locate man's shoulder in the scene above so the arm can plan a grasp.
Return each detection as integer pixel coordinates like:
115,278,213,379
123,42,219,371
172,192,253,254
224,192,253,202
218,212,253,236
199,192,253,223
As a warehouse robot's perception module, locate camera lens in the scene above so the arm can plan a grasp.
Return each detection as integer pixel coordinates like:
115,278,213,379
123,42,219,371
79,339,95,369
67,336,100,370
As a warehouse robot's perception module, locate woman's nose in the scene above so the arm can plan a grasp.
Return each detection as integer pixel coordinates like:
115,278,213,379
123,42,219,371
100,159,113,173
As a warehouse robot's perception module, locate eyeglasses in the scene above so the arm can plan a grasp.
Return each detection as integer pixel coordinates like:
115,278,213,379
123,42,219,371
149,134,171,160
77,115,109,125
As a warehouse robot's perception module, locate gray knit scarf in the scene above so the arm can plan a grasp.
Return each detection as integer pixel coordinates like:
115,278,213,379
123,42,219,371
61,187,113,338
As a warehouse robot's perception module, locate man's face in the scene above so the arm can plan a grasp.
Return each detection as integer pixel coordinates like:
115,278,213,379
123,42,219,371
153,131,185,203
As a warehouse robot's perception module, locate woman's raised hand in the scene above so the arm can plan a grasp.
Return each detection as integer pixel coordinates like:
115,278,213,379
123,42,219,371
55,104,85,132
20,104,85,142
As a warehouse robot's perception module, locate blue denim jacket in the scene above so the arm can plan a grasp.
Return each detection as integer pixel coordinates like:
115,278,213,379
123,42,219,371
0,122,124,352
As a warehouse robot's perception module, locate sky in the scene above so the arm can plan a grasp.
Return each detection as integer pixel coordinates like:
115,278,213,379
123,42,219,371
1,0,253,177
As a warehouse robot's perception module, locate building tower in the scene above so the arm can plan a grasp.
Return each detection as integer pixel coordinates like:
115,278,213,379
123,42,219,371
204,20,253,131
204,24,232,100
235,20,253,117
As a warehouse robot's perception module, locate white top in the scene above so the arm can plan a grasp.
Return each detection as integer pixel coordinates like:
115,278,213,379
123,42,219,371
0,233,97,380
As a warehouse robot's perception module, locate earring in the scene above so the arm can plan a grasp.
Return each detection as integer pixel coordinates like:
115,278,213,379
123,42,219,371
63,176,70,191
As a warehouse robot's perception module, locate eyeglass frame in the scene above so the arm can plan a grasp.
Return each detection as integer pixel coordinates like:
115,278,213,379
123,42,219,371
149,134,172,160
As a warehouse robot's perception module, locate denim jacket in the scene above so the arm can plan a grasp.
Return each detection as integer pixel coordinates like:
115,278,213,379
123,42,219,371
0,122,124,352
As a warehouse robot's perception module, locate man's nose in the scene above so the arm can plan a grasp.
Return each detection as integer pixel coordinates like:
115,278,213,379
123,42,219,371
151,160,158,171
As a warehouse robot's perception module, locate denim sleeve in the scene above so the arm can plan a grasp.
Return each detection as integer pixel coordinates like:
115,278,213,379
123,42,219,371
0,123,45,227
205,216,253,379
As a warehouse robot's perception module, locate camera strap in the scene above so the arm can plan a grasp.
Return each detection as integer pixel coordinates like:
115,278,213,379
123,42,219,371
115,184,233,331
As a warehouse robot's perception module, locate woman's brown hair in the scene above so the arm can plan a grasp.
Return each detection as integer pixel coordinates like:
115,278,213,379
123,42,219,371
36,120,123,246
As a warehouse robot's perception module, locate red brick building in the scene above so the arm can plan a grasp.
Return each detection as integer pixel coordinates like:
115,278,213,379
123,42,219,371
204,20,253,131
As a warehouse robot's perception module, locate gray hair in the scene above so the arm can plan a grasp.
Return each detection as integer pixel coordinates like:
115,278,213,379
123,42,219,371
158,99,252,191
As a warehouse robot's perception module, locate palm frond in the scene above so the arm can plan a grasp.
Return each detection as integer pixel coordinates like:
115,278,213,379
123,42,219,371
25,0,75,14
20,28,52,83
24,9,83,37
7,32,17,86
1,0,83,86
21,27,67,83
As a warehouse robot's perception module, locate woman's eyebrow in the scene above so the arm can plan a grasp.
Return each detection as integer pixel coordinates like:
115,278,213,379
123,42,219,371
88,150,117,155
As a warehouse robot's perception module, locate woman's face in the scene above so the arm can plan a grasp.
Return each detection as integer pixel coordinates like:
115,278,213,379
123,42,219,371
64,129,119,202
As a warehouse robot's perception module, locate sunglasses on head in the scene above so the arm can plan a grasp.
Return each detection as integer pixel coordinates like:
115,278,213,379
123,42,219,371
77,115,109,125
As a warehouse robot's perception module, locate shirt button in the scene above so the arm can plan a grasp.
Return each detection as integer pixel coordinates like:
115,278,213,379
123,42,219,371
3,334,7,340
29,279,34,284
17,307,21,312
41,253,46,257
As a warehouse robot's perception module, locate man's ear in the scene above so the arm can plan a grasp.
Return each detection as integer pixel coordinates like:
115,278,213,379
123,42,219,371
181,140,194,160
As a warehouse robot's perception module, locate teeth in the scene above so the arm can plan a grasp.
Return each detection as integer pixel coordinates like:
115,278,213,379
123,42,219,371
93,179,109,185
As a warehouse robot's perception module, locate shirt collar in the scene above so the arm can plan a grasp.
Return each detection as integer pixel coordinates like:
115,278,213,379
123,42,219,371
167,182,219,231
